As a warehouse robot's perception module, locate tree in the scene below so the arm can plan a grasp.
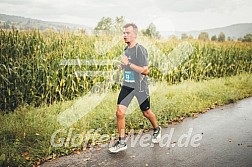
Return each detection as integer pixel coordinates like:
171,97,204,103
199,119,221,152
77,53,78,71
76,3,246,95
188,34,194,40
181,33,188,40
227,36,232,41
198,32,209,41
94,16,126,34
211,35,217,41
238,37,243,42
113,16,125,33
3,20,11,29
242,34,252,42
142,23,161,39
218,32,225,42
94,17,113,31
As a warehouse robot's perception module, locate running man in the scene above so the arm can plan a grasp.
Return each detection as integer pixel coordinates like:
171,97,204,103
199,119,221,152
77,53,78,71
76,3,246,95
109,23,161,153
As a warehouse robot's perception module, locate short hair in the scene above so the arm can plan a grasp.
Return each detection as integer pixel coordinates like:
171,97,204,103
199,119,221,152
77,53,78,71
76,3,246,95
123,23,138,34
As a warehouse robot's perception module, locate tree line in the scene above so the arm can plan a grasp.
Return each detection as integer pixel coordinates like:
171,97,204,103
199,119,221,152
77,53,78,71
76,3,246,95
94,16,252,42
1,16,252,42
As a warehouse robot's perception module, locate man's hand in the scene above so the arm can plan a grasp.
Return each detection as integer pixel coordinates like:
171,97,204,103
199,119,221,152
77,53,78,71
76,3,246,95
118,64,124,71
121,55,148,75
121,55,129,66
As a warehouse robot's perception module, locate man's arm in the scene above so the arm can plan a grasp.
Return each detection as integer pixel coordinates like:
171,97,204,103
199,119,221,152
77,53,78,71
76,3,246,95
121,56,148,75
128,63,148,75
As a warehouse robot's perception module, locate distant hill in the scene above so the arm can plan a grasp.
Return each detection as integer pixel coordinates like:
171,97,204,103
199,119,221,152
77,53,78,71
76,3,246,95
0,13,92,31
1,13,251,39
161,23,252,39
187,23,252,39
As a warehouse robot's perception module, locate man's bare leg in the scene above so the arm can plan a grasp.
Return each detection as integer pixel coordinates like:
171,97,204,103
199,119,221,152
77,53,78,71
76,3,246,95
143,109,161,143
142,109,158,129
116,105,127,139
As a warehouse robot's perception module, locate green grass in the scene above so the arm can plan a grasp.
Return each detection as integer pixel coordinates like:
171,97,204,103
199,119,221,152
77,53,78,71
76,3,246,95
1,73,252,166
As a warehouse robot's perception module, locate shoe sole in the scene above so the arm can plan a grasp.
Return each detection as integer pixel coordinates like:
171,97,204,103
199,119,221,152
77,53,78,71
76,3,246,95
109,146,127,153
152,136,161,143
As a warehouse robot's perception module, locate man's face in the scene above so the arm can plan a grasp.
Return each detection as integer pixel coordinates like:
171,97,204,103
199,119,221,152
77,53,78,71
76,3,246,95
123,26,136,43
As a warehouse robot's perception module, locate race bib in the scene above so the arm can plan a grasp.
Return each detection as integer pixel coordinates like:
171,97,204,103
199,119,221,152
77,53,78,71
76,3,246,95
124,71,135,83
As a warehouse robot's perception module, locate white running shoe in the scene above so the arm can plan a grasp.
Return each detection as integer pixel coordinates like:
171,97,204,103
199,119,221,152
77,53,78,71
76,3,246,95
109,141,127,153
152,126,161,143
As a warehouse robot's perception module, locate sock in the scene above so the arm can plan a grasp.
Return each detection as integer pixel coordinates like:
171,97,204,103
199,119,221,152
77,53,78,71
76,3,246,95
154,126,160,133
119,137,125,144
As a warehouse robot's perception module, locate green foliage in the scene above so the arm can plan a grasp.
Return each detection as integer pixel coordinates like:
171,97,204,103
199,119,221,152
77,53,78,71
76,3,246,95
141,23,161,39
94,17,113,31
114,16,125,33
94,16,125,33
211,35,217,41
242,34,252,42
188,35,194,40
218,32,226,42
0,29,124,112
227,36,232,41
1,29,252,113
198,32,209,41
181,33,188,40
0,25,252,166
1,73,252,166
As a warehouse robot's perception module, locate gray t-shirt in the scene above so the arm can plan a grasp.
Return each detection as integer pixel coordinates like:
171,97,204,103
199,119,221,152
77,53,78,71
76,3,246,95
123,43,149,94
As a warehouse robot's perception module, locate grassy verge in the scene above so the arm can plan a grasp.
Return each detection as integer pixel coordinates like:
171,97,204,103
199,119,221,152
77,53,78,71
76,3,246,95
1,73,252,166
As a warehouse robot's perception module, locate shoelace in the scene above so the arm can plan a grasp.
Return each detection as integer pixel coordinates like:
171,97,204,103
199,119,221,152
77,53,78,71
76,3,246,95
113,141,125,147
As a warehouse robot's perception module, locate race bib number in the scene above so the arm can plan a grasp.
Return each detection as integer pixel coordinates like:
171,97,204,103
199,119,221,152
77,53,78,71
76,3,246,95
124,71,135,83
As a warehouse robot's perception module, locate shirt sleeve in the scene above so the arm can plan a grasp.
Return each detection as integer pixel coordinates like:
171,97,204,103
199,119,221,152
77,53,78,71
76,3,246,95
137,45,148,66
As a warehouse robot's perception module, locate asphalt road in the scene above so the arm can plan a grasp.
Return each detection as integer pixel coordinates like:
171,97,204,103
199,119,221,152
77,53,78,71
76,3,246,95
42,97,252,167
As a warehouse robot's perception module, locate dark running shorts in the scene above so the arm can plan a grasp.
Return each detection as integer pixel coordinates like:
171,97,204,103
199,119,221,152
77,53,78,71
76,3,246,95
117,86,150,111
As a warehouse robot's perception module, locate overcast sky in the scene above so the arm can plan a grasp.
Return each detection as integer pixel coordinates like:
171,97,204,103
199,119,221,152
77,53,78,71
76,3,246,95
1,0,251,31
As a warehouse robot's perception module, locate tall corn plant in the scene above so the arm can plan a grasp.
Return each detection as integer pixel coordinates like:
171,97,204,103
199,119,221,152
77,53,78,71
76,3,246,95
1,29,252,113
0,29,120,112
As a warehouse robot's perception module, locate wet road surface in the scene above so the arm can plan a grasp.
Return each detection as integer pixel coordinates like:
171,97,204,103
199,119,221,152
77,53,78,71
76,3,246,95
42,97,252,167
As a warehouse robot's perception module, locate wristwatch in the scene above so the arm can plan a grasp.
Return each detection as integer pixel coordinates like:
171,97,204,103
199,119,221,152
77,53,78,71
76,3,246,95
127,62,131,67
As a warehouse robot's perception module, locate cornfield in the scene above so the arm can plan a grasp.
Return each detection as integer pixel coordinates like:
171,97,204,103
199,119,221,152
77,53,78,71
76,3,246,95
0,29,252,112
